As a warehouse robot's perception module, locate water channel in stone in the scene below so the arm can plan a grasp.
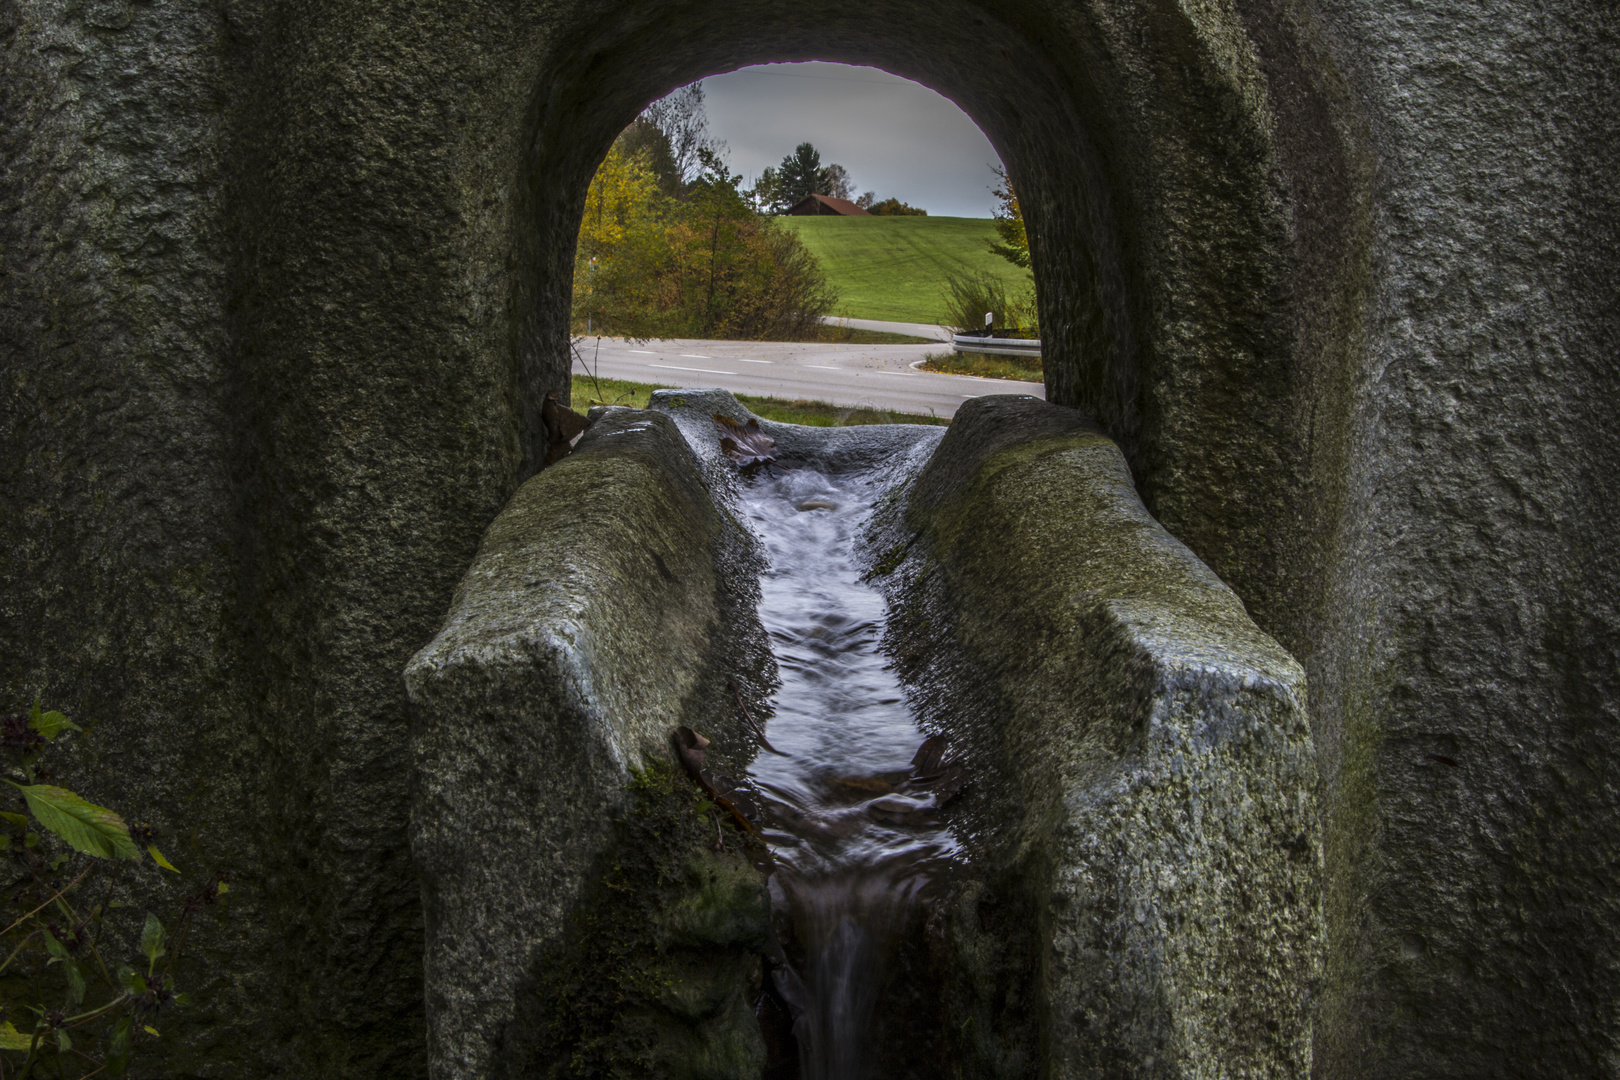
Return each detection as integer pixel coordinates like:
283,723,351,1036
739,461,960,1080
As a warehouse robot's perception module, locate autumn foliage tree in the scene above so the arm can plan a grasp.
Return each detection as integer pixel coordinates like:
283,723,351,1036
987,165,1029,267
573,137,837,340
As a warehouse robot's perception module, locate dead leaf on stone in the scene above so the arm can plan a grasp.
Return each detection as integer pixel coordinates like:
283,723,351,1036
542,391,590,466
910,735,947,777
673,725,710,776
906,735,968,807
670,726,762,838
713,414,777,470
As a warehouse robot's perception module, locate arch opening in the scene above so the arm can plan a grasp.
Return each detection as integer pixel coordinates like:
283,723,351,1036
505,0,1366,657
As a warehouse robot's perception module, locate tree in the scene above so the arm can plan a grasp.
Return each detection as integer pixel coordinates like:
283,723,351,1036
573,140,663,334
749,167,785,215
615,119,681,195
573,142,837,339
856,191,877,210
639,82,724,187
987,165,1029,267
819,162,853,201
778,142,823,205
771,144,856,210
868,197,927,216
576,140,662,264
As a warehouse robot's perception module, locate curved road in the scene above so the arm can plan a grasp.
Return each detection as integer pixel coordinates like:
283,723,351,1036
818,315,953,342
570,335,1041,420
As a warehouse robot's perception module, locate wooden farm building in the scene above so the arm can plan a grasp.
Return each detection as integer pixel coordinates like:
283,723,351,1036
785,194,871,216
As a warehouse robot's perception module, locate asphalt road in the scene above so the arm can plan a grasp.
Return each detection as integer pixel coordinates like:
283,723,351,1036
570,336,1042,420
819,315,952,342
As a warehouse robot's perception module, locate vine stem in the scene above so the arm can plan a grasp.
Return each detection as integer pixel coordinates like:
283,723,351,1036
62,995,129,1028
0,929,40,977
0,867,92,940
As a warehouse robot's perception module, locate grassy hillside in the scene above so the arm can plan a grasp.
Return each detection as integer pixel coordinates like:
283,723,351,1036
778,215,1033,324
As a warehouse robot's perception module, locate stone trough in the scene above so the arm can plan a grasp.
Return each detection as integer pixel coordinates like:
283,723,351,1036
405,391,1319,1079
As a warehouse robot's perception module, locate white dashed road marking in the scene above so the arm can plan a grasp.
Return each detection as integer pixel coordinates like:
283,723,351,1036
649,363,734,376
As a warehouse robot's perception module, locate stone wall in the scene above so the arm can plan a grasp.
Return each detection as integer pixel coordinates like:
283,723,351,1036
2,0,1615,1075
404,408,772,1079
865,397,1319,1079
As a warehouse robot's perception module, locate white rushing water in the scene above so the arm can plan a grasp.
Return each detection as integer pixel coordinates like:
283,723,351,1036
740,462,959,1080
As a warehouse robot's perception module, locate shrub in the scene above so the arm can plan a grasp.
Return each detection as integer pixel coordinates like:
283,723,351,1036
867,197,927,216
941,273,1039,338
0,700,226,1078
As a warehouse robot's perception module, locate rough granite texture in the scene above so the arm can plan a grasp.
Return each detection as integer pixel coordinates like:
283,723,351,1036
863,396,1320,1079
1,0,1616,1074
403,408,772,1080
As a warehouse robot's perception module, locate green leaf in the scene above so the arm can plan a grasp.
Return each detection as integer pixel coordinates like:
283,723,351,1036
172,991,192,1006
0,812,28,829
5,783,138,860
54,1027,70,1052
107,1017,132,1075
146,845,179,873
139,913,166,968
42,931,69,964
29,711,79,742
117,964,142,995
66,961,85,1006
0,1020,31,1050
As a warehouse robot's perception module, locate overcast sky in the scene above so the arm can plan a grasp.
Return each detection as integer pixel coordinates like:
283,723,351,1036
698,62,1003,219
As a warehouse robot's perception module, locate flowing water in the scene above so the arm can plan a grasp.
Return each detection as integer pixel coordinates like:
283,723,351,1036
740,462,960,1080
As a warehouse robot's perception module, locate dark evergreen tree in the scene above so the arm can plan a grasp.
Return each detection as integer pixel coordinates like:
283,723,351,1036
778,142,824,204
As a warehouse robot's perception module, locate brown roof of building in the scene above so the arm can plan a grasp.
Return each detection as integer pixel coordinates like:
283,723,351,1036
786,193,872,216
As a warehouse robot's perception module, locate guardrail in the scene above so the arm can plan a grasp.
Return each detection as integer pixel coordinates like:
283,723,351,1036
952,333,1042,357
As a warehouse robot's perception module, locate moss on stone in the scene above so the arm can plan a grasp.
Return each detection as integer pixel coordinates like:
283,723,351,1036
506,761,769,1080
864,396,1319,1079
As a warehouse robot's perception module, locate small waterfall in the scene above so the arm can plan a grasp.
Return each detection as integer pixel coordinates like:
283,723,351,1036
740,462,959,1080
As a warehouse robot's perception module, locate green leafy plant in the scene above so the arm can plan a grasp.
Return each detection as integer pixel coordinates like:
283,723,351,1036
0,699,226,1077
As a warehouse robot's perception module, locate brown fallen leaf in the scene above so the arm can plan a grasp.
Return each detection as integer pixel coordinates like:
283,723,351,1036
713,414,777,470
673,725,710,775
542,391,590,466
910,735,947,777
671,726,762,838
906,734,968,807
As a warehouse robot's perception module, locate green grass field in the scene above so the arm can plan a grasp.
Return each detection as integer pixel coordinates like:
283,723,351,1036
780,216,1034,324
